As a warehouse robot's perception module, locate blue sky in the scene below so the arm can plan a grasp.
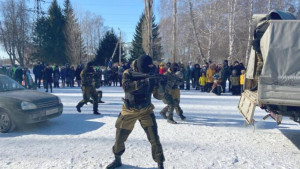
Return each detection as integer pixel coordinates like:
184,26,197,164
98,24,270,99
0,0,160,58
55,0,160,42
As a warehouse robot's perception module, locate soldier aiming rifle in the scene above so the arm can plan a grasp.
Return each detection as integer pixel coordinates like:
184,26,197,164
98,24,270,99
106,55,165,169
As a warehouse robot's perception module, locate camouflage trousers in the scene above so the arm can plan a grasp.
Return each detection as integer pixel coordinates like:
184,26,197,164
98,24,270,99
161,89,184,120
112,107,165,163
77,86,98,111
160,99,183,120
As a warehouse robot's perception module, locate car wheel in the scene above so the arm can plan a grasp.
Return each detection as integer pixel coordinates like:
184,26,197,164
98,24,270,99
0,111,15,133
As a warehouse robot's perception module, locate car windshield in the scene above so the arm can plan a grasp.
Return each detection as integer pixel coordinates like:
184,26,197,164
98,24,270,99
0,76,25,92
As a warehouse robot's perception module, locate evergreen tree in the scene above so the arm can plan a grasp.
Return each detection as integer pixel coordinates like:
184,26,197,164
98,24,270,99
94,29,125,66
32,0,67,65
152,15,163,61
48,0,67,64
130,14,145,60
64,0,85,65
32,16,51,63
130,13,163,61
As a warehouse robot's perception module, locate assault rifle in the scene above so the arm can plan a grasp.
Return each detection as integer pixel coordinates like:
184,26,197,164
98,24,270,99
130,71,167,82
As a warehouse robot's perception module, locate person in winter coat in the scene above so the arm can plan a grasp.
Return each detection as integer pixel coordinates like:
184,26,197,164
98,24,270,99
33,62,43,88
199,72,206,92
240,70,245,93
60,66,66,87
65,64,71,87
206,64,215,92
103,68,108,86
221,60,231,93
44,65,53,93
75,65,83,87
192,64,201,89
15,67,24,84
53,65,60,88
159,62,167,75
184,65,191,90
230,69,240,95
68,66,75,87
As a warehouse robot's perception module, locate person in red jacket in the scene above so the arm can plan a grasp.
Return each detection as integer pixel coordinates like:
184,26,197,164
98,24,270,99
159,62,166,75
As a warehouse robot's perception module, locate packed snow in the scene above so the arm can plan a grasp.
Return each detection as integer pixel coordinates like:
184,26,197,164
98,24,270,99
0,86,299,169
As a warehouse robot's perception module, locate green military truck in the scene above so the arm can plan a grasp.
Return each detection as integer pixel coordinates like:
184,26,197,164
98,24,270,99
238,10,300,125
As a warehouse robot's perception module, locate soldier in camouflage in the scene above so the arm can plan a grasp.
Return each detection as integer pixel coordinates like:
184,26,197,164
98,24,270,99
159,63,186,124
106,55,165,169
76,62,100,115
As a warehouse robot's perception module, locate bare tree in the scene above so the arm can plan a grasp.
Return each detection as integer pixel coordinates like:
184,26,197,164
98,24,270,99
172,0,177,62
245,0,253,65
228,0,236,64
0,0,30,67
187,0,205,63
78,11,104,62
143,0,153,57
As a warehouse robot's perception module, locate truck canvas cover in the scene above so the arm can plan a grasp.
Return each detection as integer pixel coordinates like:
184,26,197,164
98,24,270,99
258,20,300,106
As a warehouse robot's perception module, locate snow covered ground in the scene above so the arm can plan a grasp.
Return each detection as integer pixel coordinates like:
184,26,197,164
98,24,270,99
0,86,299,169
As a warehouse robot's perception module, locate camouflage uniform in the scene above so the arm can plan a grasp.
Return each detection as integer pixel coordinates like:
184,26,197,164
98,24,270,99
160,68,185,123
94,68,104,103
107,57,165,169
76,67,98,113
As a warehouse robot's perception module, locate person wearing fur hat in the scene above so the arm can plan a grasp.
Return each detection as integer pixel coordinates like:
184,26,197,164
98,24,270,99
106,55,165,169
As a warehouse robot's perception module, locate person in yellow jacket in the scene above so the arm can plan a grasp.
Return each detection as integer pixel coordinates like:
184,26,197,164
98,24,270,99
199,72,206,92
206,64,215,92
240,70,245,93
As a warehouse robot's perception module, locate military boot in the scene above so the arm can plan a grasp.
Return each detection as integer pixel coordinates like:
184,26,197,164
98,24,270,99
167,112,177,124
158,162,164,169
167,118,177,124
180,115,186,121
159,106,168,119
106,155,122,169
160,111,167,119
76,104,82,113
93,111,101,115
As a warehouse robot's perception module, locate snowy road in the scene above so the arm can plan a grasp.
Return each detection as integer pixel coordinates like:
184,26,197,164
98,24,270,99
0,87,299,169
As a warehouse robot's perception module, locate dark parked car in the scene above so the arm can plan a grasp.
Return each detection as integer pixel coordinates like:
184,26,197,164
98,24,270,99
0,74,63,133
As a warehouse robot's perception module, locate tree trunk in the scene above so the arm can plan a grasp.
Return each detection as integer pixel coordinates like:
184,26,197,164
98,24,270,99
143,0,153,57
188,0,205,63
228,0,236,64
173,0,177,62
245,0,253,66
207,0,213,62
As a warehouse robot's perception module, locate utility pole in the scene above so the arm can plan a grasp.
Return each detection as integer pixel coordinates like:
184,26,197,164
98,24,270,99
173,0,177,62
118,28,122,65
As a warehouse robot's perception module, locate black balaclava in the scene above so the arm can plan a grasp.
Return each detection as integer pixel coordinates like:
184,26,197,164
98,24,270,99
137,55,153,73
86,62,94,72
171,63,179,73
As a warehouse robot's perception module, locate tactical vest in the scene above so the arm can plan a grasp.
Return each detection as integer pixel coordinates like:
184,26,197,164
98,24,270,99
81,68,95,86
125,75,155,109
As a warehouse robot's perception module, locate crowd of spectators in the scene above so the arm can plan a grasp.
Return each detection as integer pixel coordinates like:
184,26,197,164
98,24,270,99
0,59,246,96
